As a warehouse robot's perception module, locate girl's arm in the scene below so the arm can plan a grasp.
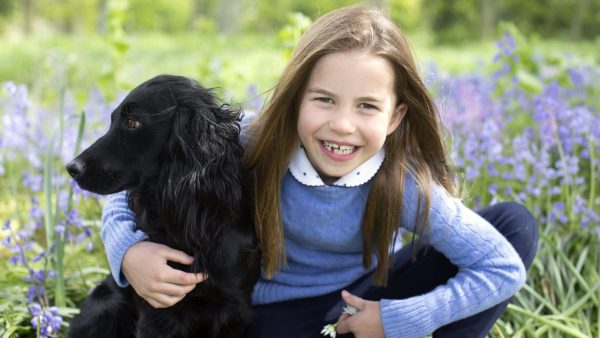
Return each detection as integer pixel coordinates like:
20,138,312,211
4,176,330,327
101,192,205,308
101,191,148,286
379,175,526,337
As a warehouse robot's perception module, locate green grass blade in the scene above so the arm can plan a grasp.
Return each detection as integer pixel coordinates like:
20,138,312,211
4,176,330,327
563,282,600,316
53,86,67,307
507,304,589,338
43,134,56,251
520,283,560,314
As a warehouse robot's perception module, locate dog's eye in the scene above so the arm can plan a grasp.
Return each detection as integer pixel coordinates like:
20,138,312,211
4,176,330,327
127,118,140,129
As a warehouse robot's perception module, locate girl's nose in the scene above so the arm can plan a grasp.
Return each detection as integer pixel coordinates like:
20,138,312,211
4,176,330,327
328,109,356,134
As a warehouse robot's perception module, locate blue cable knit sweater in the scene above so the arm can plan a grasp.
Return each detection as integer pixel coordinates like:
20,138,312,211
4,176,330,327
101,154,525,338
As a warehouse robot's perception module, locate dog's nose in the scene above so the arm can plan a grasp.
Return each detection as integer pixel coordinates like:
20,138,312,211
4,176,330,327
66,159,85,178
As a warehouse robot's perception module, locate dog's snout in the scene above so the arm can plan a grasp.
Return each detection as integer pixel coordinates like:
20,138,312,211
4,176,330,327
66,159,85,178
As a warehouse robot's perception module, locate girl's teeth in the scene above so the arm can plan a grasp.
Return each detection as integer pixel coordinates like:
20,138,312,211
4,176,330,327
323,141,355,155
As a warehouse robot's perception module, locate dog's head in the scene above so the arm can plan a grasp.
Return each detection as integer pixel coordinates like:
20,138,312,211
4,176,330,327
66,75,243,197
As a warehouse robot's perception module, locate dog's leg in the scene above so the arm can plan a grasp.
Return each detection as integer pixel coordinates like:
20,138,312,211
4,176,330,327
69,277,138,338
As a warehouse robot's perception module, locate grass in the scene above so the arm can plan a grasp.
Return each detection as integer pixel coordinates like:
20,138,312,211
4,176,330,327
0,32,287,107
491,225,599,337
1,30,597,107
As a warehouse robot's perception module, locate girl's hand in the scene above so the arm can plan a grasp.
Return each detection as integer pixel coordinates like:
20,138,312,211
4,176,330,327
336,290,385,338
122,241,207,308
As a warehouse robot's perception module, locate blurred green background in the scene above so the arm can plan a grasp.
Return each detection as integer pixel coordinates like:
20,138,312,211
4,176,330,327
0,0,598,106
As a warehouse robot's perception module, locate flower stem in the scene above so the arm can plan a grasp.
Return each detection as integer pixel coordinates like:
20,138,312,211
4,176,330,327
588,136,596,209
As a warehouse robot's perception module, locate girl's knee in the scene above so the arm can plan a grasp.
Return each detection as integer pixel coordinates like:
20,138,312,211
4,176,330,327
496,201,539,268
480,201,538,267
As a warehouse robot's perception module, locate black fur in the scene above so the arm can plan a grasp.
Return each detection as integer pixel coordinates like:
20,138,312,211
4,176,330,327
66,75,260,338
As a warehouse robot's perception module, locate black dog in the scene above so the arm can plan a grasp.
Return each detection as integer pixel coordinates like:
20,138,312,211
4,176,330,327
66,75,260,338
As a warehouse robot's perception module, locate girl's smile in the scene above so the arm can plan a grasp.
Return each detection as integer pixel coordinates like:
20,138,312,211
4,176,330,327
320,140,360,159
297,51,407,183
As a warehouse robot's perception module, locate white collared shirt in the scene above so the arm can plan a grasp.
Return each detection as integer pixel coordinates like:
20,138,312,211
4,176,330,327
288,144,385,187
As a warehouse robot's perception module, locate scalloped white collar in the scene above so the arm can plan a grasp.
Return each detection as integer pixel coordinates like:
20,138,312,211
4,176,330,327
288,145,385,187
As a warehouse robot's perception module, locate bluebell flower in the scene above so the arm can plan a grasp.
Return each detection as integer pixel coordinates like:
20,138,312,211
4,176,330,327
32,251,45,263
1,235,10,246
26,284,46,303
22,171,43,192
28,303,63,338
66,209,83,228
487,183,497,196
54,224,66,236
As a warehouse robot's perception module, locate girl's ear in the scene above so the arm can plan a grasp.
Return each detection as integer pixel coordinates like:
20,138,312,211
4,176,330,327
387,103,407,135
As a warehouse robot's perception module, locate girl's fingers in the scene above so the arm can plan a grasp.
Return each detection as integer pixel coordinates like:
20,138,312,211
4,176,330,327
157,246,208,285
144,282,196,308
164,267,208,285
341,290,366,311
147,293,187,308
160,246,195,265
337,312,352,323
150,280,196,297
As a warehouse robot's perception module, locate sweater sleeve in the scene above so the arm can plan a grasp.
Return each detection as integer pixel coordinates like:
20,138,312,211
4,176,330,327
100,191,148,287
380,175,526,338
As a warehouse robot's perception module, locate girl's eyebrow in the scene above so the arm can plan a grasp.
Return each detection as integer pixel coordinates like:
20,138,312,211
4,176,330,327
356,95,383,103
307,87,383,103
307,87,335,97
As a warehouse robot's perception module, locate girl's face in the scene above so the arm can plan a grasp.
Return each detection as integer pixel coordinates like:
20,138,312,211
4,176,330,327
297,51,406,184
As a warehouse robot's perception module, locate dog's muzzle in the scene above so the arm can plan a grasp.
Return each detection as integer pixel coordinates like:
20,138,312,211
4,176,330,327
66,159,85,179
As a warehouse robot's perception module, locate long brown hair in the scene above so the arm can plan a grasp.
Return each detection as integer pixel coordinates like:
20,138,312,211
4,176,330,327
244,5,455,285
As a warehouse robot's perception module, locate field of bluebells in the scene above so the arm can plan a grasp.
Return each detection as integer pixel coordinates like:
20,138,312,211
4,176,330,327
1,28,599,337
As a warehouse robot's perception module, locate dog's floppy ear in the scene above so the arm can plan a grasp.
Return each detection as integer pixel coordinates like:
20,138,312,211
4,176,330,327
153,87,178,114
158,85,244,258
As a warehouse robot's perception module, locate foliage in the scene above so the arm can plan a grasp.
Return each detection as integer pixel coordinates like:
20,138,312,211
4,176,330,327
426,0,600,43
496,229,599,337
2,0,600,44
0,21,599,338
278,12,312,60
0,0,13,16
98,0,130,100
427,25,600,336
126,0,194,32
0,79,115,337
389,0,423,32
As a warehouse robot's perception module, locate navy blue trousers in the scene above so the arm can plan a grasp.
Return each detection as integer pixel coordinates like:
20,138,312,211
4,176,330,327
244,202,539,338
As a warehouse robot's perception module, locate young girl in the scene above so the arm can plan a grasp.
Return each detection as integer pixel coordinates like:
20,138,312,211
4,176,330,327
100,5,538,338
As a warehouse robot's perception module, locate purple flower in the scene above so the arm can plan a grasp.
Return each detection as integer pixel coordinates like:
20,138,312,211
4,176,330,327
22,171,43,192
26,284,46,303
65,209,83,228
1,235,10,246
495,31,517,58
32,251,45,263
487,183,497,196
54,224,66,235
28,303,63,338
245,84,263,112
29,203,44,220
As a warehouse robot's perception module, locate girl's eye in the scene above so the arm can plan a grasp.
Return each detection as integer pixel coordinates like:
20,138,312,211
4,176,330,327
358,103,378,110
315,97,334,104
127,118,140,129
